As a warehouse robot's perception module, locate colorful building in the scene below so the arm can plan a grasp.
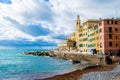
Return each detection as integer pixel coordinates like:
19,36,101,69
58,15,120,55
75,15,100,53
58,33,76,51
98,18,120,55
87,23,99,54
76,16,120,55
68,32,76,41
58,40,68,51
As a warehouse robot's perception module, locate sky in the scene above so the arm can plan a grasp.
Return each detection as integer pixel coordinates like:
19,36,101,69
0,0,120,49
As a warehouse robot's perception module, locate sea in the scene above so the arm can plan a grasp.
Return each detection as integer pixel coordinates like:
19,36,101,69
0,49,88,80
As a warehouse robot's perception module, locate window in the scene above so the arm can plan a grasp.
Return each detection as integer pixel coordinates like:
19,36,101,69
97,43,99,46
96,30,98,33
79,44,83,47
107,20,113,24
83,38,88,41
107,21,110,24
116,44,118,47
99,28,102,33
83,23,84,26
100,42,102,48
109,42,112,46
115,21,118,24
111,21,113,24
115,28,118,31
79,34,82,37
109,27,112,32
109,34,112,39
116,36,118,39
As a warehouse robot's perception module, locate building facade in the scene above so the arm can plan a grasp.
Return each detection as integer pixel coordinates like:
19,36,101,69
58,40,68,51
99,18,120,55
75,15,100,53
87,23,99,54
75,15,120,55
58,15,120,55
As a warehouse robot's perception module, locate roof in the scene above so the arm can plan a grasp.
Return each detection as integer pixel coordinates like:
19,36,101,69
102,18,120,21
83,19,100,23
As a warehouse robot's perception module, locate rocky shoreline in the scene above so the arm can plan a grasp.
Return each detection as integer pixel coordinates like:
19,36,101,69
24,51,51,56
24,51,104,65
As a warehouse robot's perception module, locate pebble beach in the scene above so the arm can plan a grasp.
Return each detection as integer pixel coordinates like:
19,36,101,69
37,64,119,80
80,65,120,80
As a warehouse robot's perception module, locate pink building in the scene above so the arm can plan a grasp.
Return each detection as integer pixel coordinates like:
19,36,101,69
99,18,120,55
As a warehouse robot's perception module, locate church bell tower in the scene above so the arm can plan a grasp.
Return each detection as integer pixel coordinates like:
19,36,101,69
76,15,81,31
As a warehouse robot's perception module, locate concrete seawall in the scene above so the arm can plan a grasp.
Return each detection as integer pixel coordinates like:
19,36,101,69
49,51,105,65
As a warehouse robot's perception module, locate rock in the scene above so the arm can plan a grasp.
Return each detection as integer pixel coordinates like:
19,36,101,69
72,60,81,64
105,56,112,64
24,51,51,56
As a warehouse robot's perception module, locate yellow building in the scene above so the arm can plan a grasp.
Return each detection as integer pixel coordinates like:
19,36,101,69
58,15,100,53
58,34,76,51
75,15,100,53
87,23,99,54
68,32,76,41
58,15,120,56
58,40,69,51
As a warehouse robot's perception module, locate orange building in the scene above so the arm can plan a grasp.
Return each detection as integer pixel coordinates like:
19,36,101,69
99,18,120,55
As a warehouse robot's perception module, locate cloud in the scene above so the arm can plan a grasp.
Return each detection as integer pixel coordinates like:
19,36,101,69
4,17,52,36
0,0,120,48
